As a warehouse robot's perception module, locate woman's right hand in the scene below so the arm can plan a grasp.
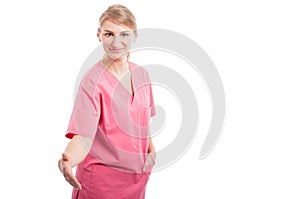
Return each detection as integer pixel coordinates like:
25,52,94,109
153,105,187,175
58,153,82,190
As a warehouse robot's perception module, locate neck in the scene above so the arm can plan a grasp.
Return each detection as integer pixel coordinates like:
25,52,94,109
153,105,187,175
102,55,129,76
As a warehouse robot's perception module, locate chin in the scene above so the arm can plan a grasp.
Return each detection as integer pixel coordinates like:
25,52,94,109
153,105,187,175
107,52,128,60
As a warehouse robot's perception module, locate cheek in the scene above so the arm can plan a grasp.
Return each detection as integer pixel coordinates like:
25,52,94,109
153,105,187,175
102,38,112,47
123,38,134,47
124,43,132,50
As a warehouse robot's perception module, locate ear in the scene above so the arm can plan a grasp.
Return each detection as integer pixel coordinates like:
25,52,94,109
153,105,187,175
97,28,101,42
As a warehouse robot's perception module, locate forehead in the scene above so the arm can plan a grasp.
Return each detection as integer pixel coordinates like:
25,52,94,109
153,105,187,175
100,20,133,33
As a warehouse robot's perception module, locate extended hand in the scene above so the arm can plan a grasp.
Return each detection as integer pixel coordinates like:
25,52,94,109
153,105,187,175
58,153,82,190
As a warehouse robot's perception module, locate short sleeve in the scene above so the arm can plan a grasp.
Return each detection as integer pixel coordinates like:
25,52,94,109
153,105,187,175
65,70,101,139
149,80,156,117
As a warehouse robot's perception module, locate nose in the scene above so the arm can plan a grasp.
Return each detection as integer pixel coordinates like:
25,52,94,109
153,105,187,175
111,35,122,48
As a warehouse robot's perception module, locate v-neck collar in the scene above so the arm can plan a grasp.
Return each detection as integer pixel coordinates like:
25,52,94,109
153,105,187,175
99,61,135,97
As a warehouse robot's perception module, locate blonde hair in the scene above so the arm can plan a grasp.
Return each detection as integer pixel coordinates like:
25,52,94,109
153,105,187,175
99,4,137,37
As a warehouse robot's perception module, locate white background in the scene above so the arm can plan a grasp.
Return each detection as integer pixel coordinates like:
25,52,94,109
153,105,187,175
0,0,299,198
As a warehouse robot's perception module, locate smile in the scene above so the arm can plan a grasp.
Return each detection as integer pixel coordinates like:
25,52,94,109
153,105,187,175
109,48,125,53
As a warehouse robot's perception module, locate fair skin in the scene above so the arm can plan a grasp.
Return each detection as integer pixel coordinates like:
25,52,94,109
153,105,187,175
98,20,135,93
59,20,156,190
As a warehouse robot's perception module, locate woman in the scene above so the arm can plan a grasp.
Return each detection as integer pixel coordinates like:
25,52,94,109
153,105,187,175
58,4,156,199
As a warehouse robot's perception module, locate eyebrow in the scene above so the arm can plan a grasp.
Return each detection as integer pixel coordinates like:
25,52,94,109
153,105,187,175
103,30,131,34
103,30,113,33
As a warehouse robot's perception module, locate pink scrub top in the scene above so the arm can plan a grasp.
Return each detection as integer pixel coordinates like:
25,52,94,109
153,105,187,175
65,61,156,199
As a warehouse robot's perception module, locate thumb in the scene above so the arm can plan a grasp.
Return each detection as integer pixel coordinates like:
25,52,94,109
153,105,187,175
62,153,72,163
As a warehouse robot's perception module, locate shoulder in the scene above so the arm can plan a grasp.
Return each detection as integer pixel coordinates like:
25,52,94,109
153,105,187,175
128,61,150,77
128,61,152,85
79,62,104,92
82,62,105,83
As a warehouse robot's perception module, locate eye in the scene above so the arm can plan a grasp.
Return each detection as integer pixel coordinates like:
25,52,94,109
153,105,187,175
121,33,129,37
104,33,113,37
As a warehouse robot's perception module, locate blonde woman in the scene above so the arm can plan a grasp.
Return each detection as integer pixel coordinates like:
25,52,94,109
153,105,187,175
58,4,156,199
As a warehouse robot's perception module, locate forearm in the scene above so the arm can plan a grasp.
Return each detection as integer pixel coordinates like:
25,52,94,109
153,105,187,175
148,137,156,154
64,135,92,167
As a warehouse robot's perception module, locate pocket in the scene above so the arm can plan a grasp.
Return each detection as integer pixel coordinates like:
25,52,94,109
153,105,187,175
135,106,151,140
139,106,151,128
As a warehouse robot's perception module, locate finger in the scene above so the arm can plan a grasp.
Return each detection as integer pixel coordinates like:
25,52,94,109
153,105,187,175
148,153,156,164
65,175,81,190
62,163,74,180
69,176,82,190
62,163,81,190
66,173,81,190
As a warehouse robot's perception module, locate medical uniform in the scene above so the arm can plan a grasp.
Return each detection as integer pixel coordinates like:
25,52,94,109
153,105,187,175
65,61,156,199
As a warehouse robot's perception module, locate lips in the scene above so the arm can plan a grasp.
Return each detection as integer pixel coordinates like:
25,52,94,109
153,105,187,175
109,48,125,53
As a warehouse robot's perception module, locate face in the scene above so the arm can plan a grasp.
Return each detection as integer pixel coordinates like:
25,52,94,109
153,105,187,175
98,20,136,61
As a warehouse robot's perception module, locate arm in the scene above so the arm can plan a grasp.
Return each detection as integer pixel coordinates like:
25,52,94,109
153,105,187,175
59,68,100,188
148,137,156,159
58,135,92,189
143,137,156,172
64,135,92,167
